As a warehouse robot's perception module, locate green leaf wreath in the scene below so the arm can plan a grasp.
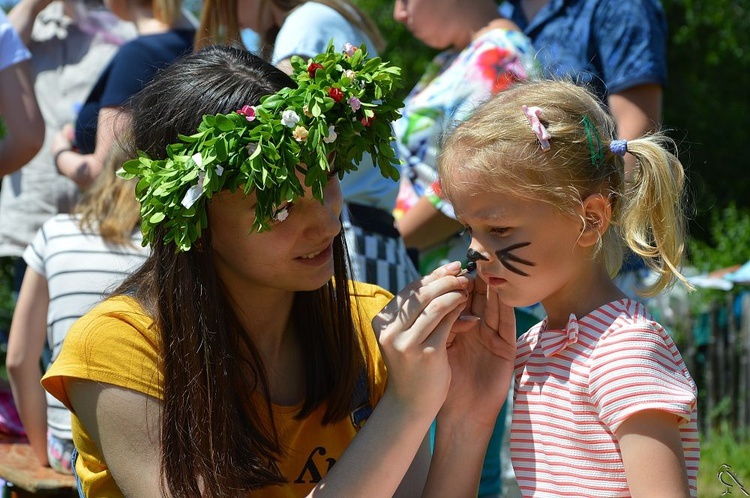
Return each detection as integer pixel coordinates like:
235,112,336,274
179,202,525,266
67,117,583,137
118,41,403,252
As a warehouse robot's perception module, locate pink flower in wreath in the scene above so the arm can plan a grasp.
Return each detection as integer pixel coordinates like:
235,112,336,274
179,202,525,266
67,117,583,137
237,105,256,122
348,96,361,111
343,43,358,57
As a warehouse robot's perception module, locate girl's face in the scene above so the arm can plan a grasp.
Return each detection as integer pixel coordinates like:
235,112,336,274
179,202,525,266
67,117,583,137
450,172,591,310
392,0,461,49
208,167,343,297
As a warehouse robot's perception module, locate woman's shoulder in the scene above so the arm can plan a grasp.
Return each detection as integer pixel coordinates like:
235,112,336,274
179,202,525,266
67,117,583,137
348,281,392,320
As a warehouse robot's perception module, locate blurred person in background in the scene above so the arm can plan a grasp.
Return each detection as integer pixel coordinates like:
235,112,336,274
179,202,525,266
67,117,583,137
6,144,148,473
1,0,135,298
390,1,539,496
51,0,195,189
0,8,44,176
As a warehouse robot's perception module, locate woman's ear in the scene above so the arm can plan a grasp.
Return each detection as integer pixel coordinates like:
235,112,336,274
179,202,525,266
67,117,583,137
577,193,611,248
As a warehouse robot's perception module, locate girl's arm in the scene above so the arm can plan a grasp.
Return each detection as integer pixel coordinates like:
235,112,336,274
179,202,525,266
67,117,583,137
6,267,51,466
423,275,517,497
617,409,691,498
52,107,127,188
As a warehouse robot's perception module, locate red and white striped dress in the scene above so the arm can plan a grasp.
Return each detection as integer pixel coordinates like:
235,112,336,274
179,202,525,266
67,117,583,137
511,299,699,497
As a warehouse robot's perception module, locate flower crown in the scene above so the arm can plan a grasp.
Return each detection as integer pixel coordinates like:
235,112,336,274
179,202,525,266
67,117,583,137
118,42,403,252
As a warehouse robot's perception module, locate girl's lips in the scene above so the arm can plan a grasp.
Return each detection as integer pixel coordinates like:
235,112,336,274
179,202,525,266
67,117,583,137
487,276,507,286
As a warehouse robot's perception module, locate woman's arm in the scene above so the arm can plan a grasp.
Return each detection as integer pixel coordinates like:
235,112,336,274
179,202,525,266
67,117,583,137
0,59,44,175
68,380,165,496
7,0,53,44
53,107,127,188
6,267,51,466
617,409,691,498
310,262,472,497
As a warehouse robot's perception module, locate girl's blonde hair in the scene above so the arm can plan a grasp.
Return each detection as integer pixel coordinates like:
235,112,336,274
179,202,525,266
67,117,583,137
439,79,689,297
75,144,141,246
195,0,384,54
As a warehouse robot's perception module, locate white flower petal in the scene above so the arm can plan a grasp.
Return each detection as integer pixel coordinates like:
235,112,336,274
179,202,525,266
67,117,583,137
191,152,204,169
180,172,205,209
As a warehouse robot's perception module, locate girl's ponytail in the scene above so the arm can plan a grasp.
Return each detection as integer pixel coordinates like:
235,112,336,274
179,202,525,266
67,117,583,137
617,134,692,296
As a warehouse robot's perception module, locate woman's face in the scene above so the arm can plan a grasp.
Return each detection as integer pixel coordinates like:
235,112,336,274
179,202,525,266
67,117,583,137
209,167,343,296
393,0,460,49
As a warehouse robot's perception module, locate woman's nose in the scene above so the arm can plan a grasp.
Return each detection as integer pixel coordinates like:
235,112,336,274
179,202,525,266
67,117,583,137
308,179,343,238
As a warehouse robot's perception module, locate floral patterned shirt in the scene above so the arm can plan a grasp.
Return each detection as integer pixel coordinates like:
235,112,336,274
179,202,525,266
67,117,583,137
393,28,538,274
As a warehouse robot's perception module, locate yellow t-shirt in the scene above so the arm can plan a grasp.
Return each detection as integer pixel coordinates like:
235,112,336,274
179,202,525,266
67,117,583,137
42,282,391,497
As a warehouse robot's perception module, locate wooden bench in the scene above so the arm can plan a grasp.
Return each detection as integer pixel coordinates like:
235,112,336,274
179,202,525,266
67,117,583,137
0,436,76,498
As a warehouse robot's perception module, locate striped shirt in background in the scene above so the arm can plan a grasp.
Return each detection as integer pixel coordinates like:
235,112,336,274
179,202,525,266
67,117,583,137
23,214,149,440
511,299,699,497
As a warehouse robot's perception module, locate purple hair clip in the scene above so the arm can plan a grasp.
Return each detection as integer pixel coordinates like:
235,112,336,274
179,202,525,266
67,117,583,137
610,139,628,157
522,105,551,151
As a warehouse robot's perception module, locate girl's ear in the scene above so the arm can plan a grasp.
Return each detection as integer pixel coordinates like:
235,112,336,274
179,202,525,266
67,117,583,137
577,193,611,248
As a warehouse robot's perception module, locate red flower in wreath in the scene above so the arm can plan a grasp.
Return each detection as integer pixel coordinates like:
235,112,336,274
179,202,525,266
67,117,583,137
308,62,324,78
328,87,344,103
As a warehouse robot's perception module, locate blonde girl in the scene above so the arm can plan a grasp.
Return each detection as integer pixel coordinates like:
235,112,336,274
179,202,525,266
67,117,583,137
439,79,699,497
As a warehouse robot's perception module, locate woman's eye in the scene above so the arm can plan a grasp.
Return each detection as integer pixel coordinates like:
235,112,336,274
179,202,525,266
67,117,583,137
490,227,510,235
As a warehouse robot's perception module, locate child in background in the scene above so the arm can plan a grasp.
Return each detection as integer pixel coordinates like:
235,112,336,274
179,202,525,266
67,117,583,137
7,144,148,473
438,79,699,497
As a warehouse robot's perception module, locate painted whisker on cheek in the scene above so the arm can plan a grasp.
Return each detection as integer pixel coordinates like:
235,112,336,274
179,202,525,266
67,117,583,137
495,241,535,277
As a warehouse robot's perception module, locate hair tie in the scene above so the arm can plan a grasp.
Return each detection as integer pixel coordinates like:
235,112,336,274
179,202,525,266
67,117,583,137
610,139,628,157
581,114,604,167
521,105,551,151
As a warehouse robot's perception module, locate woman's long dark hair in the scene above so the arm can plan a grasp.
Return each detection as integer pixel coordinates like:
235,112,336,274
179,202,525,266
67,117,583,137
118,45,366,497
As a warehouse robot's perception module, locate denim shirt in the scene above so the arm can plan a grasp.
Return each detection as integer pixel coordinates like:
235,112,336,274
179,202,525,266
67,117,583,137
498,0,668,102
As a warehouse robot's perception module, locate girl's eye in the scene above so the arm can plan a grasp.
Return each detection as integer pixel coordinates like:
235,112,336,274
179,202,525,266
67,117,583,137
490,227,510,235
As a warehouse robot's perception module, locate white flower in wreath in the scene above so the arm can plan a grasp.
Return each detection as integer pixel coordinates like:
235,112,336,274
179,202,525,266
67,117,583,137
281,109,300,128
322,125,337,144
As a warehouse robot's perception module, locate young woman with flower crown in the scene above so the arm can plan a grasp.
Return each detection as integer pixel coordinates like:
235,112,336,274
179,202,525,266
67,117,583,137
41,44,516,497
195,0,419,297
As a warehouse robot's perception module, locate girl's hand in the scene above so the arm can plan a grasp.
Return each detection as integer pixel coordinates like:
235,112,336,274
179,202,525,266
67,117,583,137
440,274,517,430
373,261,470,421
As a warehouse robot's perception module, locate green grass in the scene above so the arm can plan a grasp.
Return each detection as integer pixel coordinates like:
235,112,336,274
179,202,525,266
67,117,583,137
698,425,750,497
